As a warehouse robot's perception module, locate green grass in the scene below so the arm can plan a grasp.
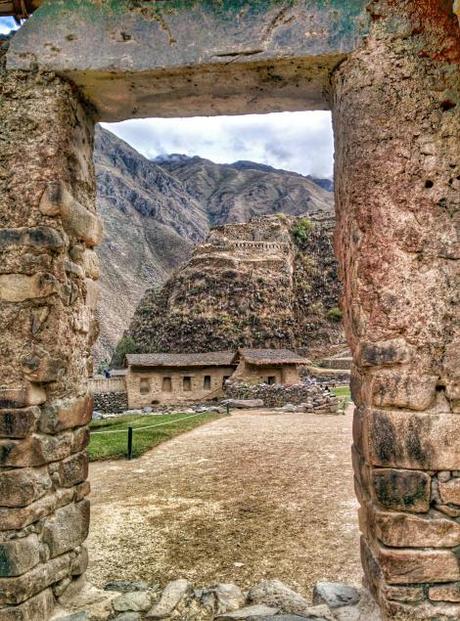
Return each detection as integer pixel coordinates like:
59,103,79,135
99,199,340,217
89,412,223,461
331,386,352,413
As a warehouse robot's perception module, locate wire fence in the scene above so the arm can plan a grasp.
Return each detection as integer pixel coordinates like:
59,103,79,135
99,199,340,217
90,408,230,459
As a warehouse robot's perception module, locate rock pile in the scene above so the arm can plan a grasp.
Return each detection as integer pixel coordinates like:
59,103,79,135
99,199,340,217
93,392,128,413
224,381,339,414
52,578,380,621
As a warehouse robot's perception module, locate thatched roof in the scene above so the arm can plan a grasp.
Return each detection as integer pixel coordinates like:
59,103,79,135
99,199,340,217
125,351,236,368
238,348,308,366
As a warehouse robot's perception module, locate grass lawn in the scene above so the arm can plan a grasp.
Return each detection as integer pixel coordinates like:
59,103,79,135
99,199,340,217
331,385,352,411
89,412,224,461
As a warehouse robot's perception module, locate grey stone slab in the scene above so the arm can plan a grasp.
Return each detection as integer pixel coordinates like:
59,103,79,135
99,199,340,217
6,0,370,120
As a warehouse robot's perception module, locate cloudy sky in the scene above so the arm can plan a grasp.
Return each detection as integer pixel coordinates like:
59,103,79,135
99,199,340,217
103,112,334,178
1,17,334,178
0,17,17,34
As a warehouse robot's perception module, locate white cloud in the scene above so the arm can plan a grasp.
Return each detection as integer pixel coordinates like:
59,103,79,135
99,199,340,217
102,111,334,179
0,17,19,34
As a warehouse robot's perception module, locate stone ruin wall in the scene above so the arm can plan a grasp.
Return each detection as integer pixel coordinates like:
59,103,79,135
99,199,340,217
332,2,460,618
0,1,459,619
0,61,100,618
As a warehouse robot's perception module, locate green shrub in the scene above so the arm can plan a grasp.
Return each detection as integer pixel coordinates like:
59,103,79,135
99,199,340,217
292,217,314,244
327,306,343,322
111,335,137,368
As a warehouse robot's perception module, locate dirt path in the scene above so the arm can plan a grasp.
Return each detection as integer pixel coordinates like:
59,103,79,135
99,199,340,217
87,409,361,601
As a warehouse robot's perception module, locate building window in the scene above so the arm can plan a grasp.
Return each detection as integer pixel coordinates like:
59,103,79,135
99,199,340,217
266,376,276,385
183,377,192,392
162,377,172,392
139,378,150,394
203,375,211,390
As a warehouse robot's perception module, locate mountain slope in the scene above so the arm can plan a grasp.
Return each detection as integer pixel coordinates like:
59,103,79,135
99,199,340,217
94,129,334,363
122,214,342,363
156,154,333,226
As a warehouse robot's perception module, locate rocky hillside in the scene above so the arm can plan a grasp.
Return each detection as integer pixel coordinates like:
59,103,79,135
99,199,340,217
156,154,333,226
94,129,334,363
120,214,342,365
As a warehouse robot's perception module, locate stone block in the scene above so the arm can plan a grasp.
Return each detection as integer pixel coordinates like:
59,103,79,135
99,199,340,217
0,588,55,621
370,371,437,411
439,479,460,505
0,385,46,409
42,500,90,557
0,494,57,531
57,451,88,488
71,545,89,577
429,583,460,602
0,407,39,438
371,468,430,513
75,480,91,501
0,226,65,250
0,552,72,605
0,427,89,467
373,509,460,547
0,534,40,577
40,394,93,433
381,597,460,620
358,338,410,367
381,584,424,603
365,409,460,470
21,351,67,383
39,181,103,247
0,273,59,302
375,545,460,584
0,466,52,508
82,249,100,279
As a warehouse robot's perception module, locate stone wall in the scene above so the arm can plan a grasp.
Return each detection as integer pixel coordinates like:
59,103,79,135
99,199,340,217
93,392,128,414
332,2,460,618
225,381,339,413
0,57,98,619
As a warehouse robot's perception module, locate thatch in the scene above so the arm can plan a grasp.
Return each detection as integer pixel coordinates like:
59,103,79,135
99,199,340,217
238,348,308,366
125,351,236,368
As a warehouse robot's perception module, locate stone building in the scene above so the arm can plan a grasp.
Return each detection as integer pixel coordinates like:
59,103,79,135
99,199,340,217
125,351,237,408
233,349,307,385
124,349,309,408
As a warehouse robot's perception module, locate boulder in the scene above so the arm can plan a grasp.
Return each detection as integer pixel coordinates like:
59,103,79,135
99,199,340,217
313,583,361,609
225,399,264,409
146,579,191,618
247,580,312,616
215,604,279,619
198,583,245,615
104,580,152,593
112,591,151,612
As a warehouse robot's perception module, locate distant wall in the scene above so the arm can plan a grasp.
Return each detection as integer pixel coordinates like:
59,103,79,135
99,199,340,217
89,376,126,394
93,392,128,413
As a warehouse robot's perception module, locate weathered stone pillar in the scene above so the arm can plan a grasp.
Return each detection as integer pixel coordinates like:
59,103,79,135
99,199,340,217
0,55,99,619
332,1,460,619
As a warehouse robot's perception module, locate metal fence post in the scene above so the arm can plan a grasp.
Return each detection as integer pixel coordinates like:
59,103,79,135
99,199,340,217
127,426,133,460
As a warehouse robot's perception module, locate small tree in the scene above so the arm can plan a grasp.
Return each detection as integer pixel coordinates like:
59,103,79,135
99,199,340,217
111,335,137,368
327,306,343,322
292,217,314,245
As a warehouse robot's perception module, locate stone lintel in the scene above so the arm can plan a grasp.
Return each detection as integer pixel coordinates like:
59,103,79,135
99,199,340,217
6,0,370,120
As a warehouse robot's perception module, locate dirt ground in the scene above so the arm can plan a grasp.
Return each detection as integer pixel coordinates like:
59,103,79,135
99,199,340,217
87,408,361,602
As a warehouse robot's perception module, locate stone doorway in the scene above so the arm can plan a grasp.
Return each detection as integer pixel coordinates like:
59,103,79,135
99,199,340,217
0,2,459,619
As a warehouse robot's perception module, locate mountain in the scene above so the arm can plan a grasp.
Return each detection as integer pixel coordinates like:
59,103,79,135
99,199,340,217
120,214,343,364
93,129,334,364
156,153,333,227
